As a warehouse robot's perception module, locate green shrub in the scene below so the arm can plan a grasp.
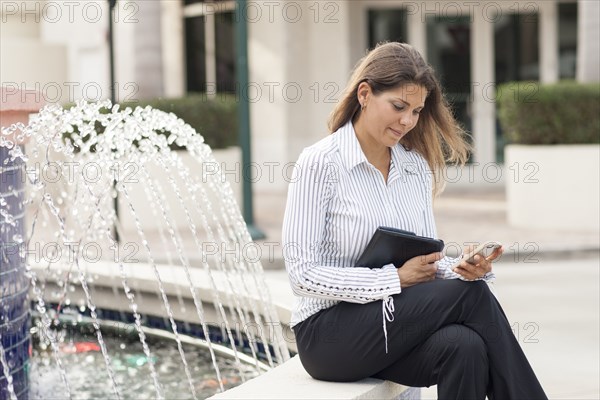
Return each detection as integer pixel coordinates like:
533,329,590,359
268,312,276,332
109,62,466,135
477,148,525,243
121,93,238,150
497,81,600,145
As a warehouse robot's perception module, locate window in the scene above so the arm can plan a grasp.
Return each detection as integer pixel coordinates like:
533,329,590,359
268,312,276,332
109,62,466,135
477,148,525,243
494,13,540,84
368,9,407,49
559,2,577,79
427,16,472,137
185,16,207,92
184,2,236,94
215,12,236,92
494,11,540,161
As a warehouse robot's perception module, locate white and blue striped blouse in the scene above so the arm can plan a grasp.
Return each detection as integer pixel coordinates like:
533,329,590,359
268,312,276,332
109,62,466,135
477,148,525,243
282,121,494,328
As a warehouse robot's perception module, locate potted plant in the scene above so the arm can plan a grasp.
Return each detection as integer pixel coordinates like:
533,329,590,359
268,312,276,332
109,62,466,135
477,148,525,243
497,81,600,231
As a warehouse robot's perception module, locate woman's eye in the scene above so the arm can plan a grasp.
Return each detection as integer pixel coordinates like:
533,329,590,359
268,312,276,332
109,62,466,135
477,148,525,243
393,104,404,111
413,110,422,115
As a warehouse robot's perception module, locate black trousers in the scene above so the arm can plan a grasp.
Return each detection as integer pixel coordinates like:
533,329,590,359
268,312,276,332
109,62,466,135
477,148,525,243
293,279,548,400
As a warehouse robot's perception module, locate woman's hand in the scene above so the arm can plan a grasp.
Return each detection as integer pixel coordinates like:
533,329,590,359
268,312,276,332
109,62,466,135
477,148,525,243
452,245,504,280
397,252,443,288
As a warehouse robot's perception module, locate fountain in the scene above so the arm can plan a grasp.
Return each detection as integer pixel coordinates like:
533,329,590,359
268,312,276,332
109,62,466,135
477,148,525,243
0,99,290,399
0,143,29,400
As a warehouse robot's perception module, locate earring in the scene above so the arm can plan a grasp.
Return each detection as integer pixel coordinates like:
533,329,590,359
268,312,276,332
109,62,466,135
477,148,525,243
361,102,366,111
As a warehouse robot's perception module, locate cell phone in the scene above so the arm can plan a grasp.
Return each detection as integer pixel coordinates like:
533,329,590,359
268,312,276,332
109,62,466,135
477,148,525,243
452,241,502,268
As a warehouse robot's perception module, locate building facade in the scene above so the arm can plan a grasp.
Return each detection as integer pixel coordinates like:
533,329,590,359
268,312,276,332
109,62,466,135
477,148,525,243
1,0,598,191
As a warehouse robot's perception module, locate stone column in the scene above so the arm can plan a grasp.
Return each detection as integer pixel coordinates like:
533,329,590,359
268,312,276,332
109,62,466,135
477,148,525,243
539,1,559,84
577,0,600,83
471,8,496,165
0,87,45,400
134,0,165,99
161,0,186,98
407,9,427,60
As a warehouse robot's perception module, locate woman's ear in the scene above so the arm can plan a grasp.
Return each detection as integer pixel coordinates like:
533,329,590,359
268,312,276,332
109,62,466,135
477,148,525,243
356,81,371,107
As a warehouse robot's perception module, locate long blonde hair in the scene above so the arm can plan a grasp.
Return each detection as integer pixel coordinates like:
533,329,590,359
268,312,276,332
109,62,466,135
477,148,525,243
328,42,471,196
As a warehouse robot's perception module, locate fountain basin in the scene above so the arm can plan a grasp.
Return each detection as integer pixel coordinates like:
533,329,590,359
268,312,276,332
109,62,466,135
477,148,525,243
30,314,264,399
27,258,290,398
29,259,417,400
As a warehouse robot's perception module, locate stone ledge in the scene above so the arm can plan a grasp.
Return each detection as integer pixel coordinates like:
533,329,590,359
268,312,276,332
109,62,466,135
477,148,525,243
208,355,417,400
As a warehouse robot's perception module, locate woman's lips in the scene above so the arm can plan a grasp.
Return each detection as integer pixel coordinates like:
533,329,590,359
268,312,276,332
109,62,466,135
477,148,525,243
390,128,405,137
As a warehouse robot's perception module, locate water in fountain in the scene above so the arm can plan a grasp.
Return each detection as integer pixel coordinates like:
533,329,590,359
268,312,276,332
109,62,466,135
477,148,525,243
0,100,290,399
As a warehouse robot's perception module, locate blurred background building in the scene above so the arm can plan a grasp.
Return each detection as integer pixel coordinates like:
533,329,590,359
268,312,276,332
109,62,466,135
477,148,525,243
1,0,598,192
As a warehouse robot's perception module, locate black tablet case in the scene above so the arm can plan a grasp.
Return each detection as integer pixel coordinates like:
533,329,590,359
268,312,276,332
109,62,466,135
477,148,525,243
354,227,444,269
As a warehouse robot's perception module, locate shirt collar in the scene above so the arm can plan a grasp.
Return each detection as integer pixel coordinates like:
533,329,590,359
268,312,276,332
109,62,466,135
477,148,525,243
336,120,409,173
390,141,406,166
336,121,368,172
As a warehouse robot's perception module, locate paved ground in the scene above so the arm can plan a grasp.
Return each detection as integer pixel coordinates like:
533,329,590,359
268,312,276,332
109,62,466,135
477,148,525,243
255,186,600,399
420,256,600,399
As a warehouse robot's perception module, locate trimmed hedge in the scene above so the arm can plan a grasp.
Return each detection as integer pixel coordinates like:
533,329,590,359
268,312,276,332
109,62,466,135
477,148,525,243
121,93,238,150
497,81,600,145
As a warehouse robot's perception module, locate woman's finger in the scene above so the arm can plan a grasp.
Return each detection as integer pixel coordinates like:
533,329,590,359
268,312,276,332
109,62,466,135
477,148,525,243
422,251,444,264
486,246,504,261
472,255,494,273
455,258,489,279
453,266,479,280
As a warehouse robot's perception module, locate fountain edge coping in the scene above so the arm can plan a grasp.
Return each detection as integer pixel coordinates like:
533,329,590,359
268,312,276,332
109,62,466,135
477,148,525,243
208,355,411,400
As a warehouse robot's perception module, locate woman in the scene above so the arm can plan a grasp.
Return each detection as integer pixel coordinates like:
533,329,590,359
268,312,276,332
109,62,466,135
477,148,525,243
282,42,547,399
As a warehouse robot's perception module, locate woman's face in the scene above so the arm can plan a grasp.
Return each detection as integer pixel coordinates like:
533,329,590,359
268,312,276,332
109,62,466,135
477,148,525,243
358,83,428,148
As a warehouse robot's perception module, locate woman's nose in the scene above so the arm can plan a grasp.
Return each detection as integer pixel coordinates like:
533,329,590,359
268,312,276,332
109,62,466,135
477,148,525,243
399,113,413,127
